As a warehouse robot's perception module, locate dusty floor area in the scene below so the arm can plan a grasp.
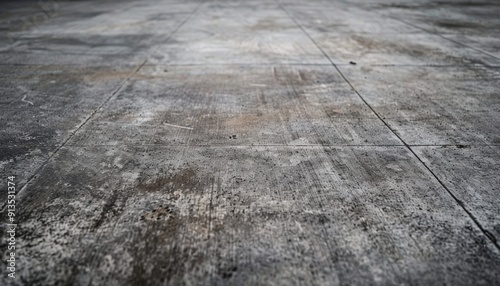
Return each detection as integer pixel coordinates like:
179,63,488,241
0,0,499,285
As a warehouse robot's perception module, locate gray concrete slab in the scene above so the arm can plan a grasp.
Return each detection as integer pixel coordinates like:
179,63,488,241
0,65,136,147
67,65,399,147
0,65,138,206
282,4,500,66
0,0,499,285
340,65,500,145
149,4,331,65
359,1,500,61
8,145,500,285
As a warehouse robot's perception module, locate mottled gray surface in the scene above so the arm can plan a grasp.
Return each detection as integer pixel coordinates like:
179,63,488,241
0,0,499,285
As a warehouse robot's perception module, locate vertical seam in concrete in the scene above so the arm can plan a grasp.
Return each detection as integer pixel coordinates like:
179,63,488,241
276,0,500,251
1,1,205,211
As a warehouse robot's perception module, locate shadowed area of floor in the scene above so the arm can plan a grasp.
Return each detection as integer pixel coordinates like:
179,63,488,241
0,0,499,285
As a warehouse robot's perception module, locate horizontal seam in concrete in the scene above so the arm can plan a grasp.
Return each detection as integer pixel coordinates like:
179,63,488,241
4,143,500,148
67,144,409,148
278,0,500,250
2,63,500,68
0,62,145,68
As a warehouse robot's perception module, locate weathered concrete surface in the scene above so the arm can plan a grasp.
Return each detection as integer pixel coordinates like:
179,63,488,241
0,0,499,285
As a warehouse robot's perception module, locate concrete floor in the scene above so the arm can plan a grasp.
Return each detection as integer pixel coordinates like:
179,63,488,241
1,0,499,285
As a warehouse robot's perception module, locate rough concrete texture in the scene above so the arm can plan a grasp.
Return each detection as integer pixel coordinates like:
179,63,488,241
0,0,499,285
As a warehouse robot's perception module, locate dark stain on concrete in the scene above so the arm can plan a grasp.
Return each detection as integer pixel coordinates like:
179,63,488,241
432,19,483,29
137,167,205,194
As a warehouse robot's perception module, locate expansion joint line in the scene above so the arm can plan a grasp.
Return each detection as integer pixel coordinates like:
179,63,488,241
275,0,500,250
1,1,205,212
